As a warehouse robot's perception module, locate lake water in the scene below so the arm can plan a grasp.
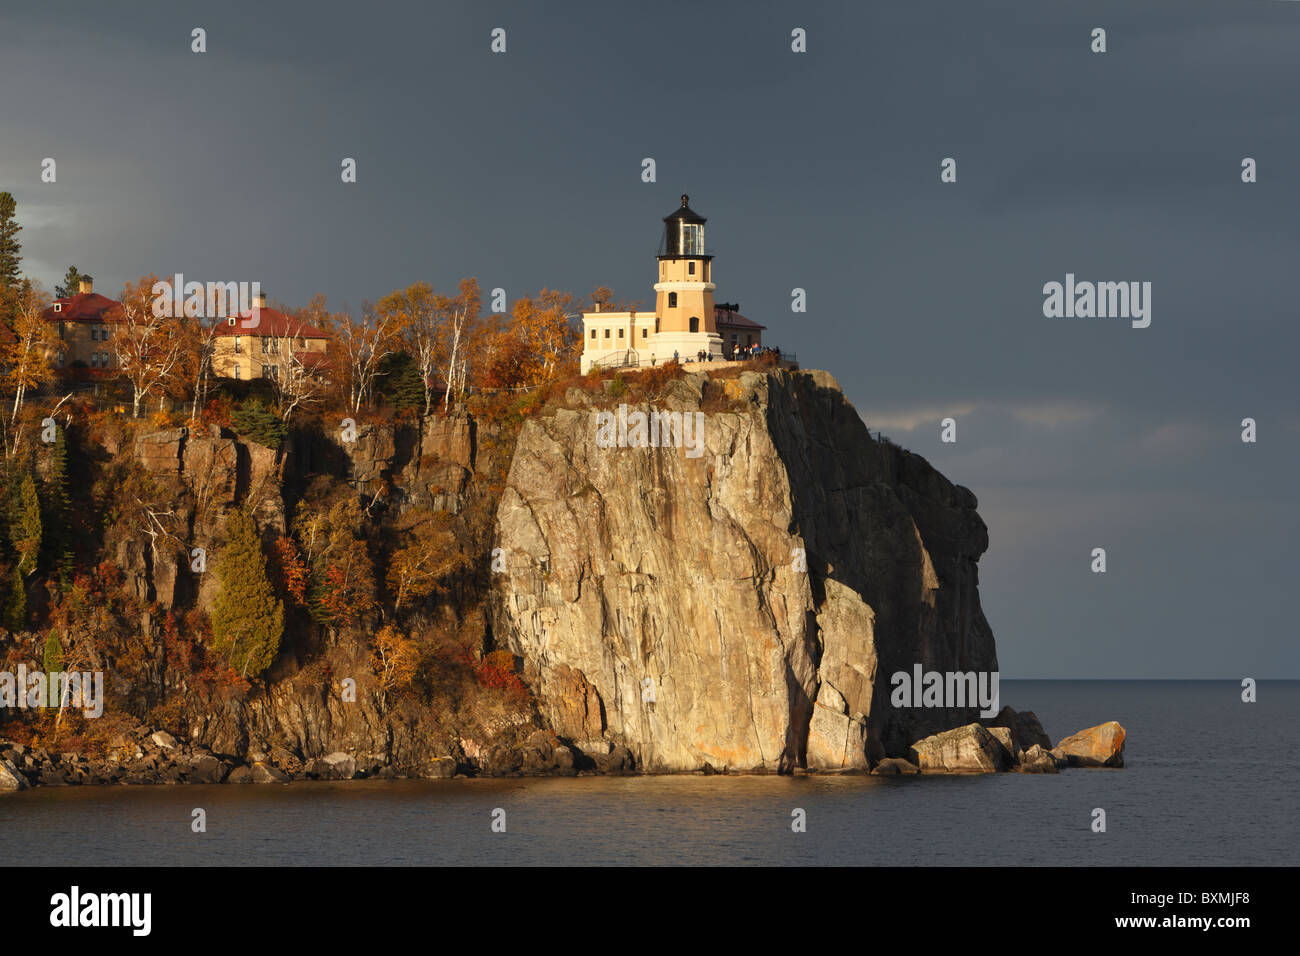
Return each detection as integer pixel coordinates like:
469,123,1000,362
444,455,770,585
2,681,1295,866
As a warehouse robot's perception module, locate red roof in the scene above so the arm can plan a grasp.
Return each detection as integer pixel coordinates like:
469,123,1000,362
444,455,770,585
42,292,120,323
296,351,333,370
714,307,766,331
210,307,328,339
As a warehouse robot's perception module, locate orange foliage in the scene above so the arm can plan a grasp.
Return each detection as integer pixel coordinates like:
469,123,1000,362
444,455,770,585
271,536,309,605
475,649,529,702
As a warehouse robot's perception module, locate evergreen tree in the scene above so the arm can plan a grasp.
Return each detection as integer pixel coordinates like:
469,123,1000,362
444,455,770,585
4,566,25,633
53,265,85,299
231,399,288,448
42,631,63,709
3,471,42,630
211,508,284,677
43,629,62,672
378,352,424,411
41,427,75,588
9,472,42,578
0,191,20,291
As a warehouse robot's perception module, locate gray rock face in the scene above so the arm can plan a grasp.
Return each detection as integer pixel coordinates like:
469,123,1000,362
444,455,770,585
909,723,1010,773
310,751,357,780
987,705,1051,751
987,726,1020,765
250,761,290,783
1018,744,1059,774
871,757,920,775
492,369,999,772
419,756,458,779
0,758,28,790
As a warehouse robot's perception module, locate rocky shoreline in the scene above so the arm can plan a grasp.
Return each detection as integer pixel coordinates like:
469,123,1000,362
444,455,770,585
0,708,1125,790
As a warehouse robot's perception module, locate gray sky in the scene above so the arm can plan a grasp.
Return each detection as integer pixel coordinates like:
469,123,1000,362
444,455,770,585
2,1,1296,677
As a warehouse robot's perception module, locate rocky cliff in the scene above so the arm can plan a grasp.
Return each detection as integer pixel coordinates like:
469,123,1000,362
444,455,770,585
6,368,1115,788
491,369,999,772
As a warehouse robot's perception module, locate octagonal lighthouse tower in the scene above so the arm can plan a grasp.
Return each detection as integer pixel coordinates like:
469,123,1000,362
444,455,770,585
580,194,724,373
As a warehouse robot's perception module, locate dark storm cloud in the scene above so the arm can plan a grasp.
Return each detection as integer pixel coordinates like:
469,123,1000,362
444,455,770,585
1,0,1295,675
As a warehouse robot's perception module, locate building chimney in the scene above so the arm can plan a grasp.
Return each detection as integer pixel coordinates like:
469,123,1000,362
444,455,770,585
78,276,93,294
254,290,267,310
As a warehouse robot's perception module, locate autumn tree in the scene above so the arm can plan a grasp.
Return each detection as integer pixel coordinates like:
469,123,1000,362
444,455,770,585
292,493,376,631
172,315,222,423
331,303,398,414
514,288,578,385
475,288,578,389
267,333,327,422
211,508,284,677
270,535,308,606
586,285,642,314
434,278,480,408
372,623,419,707
2,280,57,440
378,282,440,416
386,509,471,612
111,275,184,419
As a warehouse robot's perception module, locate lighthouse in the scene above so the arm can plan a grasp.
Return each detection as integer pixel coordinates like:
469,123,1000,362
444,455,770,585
581,194,726,373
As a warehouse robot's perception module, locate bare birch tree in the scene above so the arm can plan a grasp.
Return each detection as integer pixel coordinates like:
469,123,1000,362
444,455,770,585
111,276,183,419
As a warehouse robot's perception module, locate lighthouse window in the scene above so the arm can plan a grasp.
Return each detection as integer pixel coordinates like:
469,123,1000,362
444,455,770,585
679,222,703,255
668,292,677,308
590,329,596,339
604,329,610,338
641,328,647,338
688,262,696,275
689,316,699,333
618,328,624,338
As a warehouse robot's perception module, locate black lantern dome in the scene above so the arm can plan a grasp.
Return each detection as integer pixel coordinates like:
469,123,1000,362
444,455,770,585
660,194,711,260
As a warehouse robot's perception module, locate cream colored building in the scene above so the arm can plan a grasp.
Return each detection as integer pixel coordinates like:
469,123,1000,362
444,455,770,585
210,291,331,380
581,195,725,373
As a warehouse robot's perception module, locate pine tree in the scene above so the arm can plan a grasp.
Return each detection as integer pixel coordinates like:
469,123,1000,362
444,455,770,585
379,352,424,411
43,629,62,673
42,630,64,710
54,265,85,299
0,192,21,291
3,471,42,631
4,566,25,633
231,399,288,448
211,508,284,677
9,472,42,578
41,427,75,588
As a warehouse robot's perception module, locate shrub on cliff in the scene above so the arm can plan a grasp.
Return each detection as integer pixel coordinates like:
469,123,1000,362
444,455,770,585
231,399,287,449
211,508,284,677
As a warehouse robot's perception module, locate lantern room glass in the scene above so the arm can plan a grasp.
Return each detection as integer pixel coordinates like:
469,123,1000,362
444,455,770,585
679,222,704,256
